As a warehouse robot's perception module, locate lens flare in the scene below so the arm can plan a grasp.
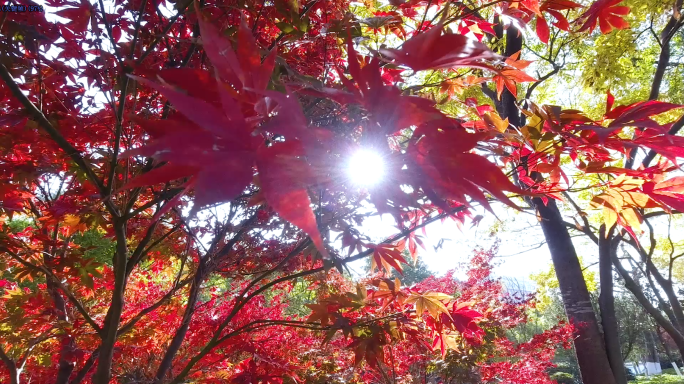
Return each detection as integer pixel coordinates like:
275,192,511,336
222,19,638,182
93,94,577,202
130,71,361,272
347,149,385,187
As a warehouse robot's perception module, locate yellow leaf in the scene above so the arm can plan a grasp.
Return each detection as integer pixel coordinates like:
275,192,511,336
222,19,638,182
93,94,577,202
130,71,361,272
591,193,619,211
484,112,510,133
610,175,644,191
620,190,650,208
603,206,618,228
406,292,452,319
621,208,642,232
63,214,80,228
443,334,460,351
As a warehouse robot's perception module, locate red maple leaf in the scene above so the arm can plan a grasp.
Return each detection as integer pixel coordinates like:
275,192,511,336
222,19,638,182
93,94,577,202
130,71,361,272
492,51,537,98
535,0,582,43
121,8,328,255
577,0,630,34
380,23,500,72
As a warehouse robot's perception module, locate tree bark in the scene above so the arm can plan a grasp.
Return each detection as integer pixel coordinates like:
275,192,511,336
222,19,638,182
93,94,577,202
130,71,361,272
646,264,684,332
644,331,661,367
648,0,683,101
624,236,684,334
93,219,128,384
491,20,618,384
656,326,675,363
625,0,683,169
0,347,19,384
534,199,618,384
599,227,627,384
153,258,206,382
44,251,76,384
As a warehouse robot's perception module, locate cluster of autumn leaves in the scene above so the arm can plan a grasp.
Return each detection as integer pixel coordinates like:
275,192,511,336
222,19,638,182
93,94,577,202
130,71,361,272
4,0,684,380
125,0,684,263
116,0,684,365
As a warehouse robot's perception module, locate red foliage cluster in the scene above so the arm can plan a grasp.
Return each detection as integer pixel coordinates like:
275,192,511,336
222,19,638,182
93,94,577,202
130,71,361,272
1,0,681,382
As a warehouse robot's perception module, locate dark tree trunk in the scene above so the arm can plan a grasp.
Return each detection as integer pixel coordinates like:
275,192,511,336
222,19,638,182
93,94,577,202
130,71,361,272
599,227,627,384
647,266,684,332
45,261,76,384
154,258,206,382
534,199,618,384
656,326,675,363
491,20,618,384
93,220,128,384
49,276,77,384
644,331,661,375
0,349,19,384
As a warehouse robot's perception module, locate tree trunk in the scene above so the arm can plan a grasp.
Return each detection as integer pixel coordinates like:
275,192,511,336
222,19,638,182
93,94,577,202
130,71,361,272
154,258,206,382
599,227,627,384
534,199,618,384
491,21,618,384
44,252,76,384
612,251,684,357
0,349,19,384
656,326,675,363
647,265,684,332
93,220,128,384
644,331,661,375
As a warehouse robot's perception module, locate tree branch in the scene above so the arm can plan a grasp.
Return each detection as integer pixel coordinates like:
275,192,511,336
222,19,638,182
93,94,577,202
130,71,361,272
0,345,18,384
0,63,119,216
2,249,103,336
168,206,467,382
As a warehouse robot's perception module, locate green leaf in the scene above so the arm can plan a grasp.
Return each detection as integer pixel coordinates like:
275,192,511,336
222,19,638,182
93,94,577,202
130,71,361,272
276,22,295,34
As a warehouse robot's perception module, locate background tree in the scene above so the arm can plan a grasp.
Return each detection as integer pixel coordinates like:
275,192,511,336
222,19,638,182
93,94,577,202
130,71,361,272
364,250,434,286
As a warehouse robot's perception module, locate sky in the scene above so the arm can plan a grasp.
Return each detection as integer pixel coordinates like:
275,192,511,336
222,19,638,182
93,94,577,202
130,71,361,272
348,198,563,287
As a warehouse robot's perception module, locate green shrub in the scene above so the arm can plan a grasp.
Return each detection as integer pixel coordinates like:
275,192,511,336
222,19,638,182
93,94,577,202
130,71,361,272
630,373,684,384
550,372,576,384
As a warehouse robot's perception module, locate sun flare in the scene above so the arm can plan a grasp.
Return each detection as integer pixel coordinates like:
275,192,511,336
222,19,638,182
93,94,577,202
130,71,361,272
347,149,385,187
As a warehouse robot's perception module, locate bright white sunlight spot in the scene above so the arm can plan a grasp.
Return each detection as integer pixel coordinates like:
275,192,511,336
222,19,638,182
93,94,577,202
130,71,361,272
347,149,385,187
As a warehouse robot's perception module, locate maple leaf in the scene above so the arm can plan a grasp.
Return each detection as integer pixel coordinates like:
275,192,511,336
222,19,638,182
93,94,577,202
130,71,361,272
368,243,406,274
629,129,684,162
120,113,256,215
56,2,92,35
536,14,550,44
380,24,500,72
122,16,329,256
348,334,385,367
306,42,444,144
196,3,276,92
406,291,452,319
449,302,485,342
535,0,582,43
589,175,655,232
361,13,406,38
406,232,426,263
483,111,510,133
0,185,33,214
256,141,328,257
369,277,407,309
577,0,630,34
606,100,682,129
305,302,336,326
439,76,485,97
409,122,529,212
63,214,87,236
493,52,537,98
643,177,684,212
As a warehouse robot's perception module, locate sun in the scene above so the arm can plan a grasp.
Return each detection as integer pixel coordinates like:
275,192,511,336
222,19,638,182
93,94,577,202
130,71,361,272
347,149,385,187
